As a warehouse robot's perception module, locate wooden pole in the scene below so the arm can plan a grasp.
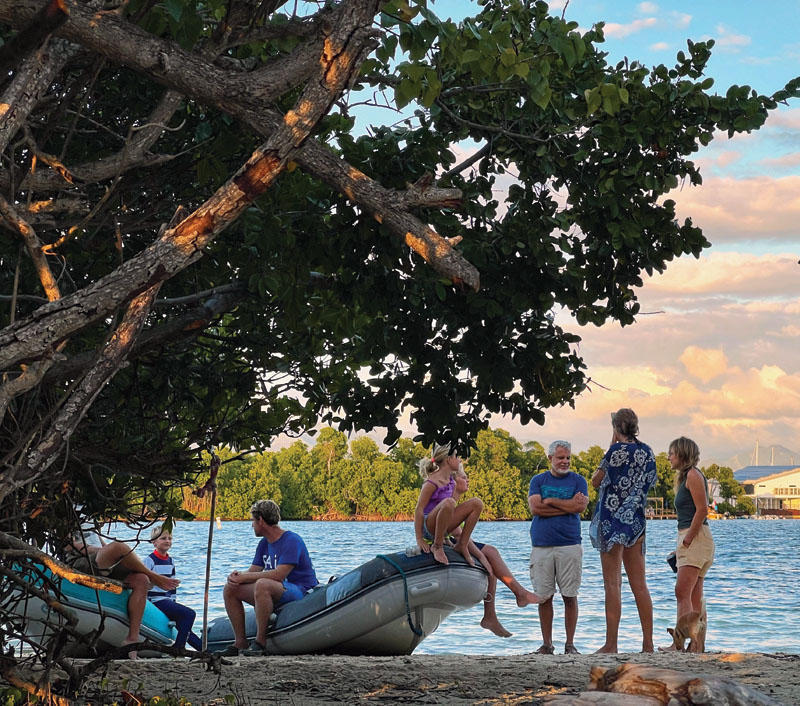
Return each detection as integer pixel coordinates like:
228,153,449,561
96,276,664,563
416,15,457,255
201,484,217,652
200,453,220,652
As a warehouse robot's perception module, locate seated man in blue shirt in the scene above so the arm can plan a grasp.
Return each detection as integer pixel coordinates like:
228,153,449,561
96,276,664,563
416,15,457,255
223,499,317,656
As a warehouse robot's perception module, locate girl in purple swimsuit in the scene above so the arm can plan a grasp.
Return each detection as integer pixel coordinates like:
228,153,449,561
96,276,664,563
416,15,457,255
414,443,483,566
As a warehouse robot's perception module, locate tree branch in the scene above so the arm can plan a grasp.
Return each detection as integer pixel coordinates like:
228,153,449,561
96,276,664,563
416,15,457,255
0,530,123,593
0,0,69,74
0,0,385,373
0,284,161,499
0,0,480,290
0,37,77,154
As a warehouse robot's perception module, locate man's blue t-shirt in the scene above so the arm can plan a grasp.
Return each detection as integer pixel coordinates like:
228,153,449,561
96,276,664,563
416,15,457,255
529,471,588,547
252,530,318,593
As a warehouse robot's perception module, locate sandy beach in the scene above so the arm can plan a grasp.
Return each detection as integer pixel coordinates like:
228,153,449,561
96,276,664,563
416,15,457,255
79,651,799,705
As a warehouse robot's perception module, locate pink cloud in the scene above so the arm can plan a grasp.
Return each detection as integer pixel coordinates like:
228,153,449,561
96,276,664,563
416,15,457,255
760,153,800,169
680,346,729,383
766,108,800,131
670,175,800,242
642,252,799,297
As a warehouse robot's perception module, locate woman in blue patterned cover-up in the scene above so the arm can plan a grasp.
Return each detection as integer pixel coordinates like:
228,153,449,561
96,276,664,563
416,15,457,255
590,408,657,653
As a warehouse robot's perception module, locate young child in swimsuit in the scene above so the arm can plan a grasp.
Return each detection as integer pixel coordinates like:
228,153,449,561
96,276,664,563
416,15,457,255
413,442,483,566
450,466,543,637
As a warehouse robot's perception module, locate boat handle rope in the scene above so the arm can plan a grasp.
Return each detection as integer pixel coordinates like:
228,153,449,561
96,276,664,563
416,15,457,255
375,554,424,637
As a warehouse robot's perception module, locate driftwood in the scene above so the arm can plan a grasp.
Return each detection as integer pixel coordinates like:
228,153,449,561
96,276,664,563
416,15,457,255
583,663,783,706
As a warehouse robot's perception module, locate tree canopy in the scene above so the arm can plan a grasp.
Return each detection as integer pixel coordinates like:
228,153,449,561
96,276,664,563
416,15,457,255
1,0,797,559
181,426,745,522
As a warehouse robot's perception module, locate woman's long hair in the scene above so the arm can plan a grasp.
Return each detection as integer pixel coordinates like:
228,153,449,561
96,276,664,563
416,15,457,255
612,408,639,441
671,436,701,492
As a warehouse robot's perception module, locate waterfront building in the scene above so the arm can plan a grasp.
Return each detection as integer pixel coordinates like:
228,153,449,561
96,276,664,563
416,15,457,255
734,466,800,514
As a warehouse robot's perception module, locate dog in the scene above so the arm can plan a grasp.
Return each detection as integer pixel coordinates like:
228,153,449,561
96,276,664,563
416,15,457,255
667,597,707,653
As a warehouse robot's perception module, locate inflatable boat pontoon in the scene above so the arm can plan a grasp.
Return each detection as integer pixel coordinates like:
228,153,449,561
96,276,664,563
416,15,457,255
205,547,489,655
10,565,176,654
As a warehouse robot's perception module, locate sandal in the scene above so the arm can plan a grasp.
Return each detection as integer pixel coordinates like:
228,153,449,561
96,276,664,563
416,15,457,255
564,644,580,655
536,643,555,655
241,640,268,656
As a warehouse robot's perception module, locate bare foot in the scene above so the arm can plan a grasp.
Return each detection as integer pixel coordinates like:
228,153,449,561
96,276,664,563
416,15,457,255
594,645,618,654
515,589,542,607
480,616,512,637
152,574,181,591
431,544,449,565
452,542,475,566
642,642,655,653
658,643,678,652
121,638,140,660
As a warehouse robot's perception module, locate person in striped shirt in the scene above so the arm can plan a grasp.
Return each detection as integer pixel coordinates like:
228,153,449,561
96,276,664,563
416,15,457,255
144,525,202,651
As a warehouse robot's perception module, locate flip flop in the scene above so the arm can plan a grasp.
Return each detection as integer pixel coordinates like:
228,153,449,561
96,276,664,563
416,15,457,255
241,640,268,656
564,644,580,654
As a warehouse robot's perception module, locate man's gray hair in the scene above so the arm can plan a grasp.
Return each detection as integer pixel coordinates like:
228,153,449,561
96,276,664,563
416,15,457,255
548,440,571,456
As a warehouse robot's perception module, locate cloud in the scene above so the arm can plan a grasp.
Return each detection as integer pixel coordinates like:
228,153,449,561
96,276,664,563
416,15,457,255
759,153,800,169
642,252,800,298
714,151,741,168
637,2,659,13
604,17,658,39
512,247,800,460
496,351,800,462
680,347,729,383
670,175,800,242
713,24,752,52
669,12,691,29
764,108,800,131
649,41,670,51
740,56,782,66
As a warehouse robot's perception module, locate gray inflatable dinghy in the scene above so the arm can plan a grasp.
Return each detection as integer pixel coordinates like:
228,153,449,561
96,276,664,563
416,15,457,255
206,547,488,655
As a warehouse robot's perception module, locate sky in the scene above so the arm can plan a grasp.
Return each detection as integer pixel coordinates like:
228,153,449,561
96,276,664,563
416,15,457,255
444,0,800,465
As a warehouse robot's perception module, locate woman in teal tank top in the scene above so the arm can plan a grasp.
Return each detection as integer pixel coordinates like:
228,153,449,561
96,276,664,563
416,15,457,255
666,436,715,650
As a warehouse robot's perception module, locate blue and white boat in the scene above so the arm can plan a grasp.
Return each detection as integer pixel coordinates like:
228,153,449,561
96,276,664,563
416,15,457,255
12,567,176,653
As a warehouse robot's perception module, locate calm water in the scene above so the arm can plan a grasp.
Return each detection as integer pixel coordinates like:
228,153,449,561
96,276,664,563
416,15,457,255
119,518,800,655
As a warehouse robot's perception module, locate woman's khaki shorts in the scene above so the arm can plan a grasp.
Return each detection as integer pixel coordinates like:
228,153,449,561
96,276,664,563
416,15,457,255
676,525,715,577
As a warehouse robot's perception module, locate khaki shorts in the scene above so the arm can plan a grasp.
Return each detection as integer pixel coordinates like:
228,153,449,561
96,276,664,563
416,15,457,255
529,545,583,599
676,525,715,578
66,552,131,582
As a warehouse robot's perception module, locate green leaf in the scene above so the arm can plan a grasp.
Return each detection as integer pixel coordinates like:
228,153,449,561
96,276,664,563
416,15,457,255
461,48,482,64
395,78,421,108
500,48,517,67
532,85,552,109
585,87,602,115
165,0,183,22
